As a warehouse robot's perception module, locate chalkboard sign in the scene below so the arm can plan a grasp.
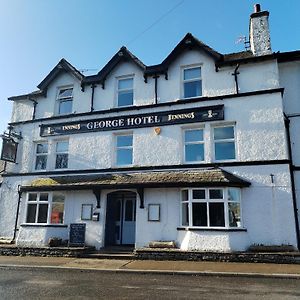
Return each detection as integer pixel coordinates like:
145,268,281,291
69,223,86,246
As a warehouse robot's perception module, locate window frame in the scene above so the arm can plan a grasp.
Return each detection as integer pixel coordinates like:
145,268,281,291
182,65,202,99
55,140,69,169
25,192,65,225
116,76,134,107
115,133,133,167
183,127,205,163
180,187,243,229
56,86,73,115
34,141,49,171
212,124,237,162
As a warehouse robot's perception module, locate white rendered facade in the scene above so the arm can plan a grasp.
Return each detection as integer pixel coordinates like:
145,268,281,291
0,6,299,252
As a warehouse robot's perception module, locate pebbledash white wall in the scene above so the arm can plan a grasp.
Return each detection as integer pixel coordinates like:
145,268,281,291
2,48,298,251
279,61,300,227
4,163,297,251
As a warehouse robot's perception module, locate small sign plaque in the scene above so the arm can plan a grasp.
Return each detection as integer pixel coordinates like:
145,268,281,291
69,223,86,246
1,137,18,163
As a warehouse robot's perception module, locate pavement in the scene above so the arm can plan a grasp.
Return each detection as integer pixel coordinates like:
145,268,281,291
0,256,300,279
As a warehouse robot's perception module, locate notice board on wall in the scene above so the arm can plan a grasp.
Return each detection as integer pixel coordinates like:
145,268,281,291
69,223,86,247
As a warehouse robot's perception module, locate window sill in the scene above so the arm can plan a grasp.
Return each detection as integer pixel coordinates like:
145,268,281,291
177,227,247,232
21,224,68,228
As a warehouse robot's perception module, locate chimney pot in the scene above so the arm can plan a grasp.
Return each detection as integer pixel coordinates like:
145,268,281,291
254,4,261,13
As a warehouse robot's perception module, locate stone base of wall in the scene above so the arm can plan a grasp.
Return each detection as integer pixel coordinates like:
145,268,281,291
135,248,300,264
0,245,94,257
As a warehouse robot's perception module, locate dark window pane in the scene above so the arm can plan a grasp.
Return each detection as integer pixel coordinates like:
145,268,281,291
117,135,133,147
209,189,223,199
118,91,133,106
59,99,72,114
192,203,207,226
228,202,241,227
40,193,48,201
37,204,48,223
215,142,236,160
184,67,201,80
125,200,133,221
185,130,203,143
193,190,205,199
184,81,202,98
35,155,47,170
214,127,234,140
28,193,37,201
117,149,132,165
209,203,225,227
115,200,121,221
26,204,36,223
185,144,204,162
55,154,68,169
181,190,188,202
182,203,189,226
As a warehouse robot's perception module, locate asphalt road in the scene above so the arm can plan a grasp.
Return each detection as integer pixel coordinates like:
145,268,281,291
0,266,300,300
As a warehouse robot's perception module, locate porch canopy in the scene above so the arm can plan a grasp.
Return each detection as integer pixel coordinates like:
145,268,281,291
20,168,250,208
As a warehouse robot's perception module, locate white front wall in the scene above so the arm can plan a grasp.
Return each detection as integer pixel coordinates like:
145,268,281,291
2,45,298,252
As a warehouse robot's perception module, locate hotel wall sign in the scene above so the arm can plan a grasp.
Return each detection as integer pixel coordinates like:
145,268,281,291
40,105,224,137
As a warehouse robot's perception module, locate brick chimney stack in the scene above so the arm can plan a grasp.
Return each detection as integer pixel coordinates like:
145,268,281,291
249,4,272,56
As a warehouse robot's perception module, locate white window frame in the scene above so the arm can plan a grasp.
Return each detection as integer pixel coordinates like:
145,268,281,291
183,127,205,163
56,86,73,115
24,192,65,225
116,76,134,107
212,124,237,162
115,133,133,167
182,65,202,99
180,187,243,229
34,141,49,171
55,140,69,169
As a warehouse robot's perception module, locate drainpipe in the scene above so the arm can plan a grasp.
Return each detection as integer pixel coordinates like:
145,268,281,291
153,75,159,104
12,185,22,242
28,98,38,120
284,114,300,250
90,84,96,112
232,64,240,94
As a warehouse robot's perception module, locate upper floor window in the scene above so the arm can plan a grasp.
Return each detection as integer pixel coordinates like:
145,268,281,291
183,67,202,98
26,192,65,224
116,134,133,166
181,188,242,228
117,78,133,107
57,87,73,115
213,125,236,161
35,142,48,170
55,140,69,169
184,129,204,163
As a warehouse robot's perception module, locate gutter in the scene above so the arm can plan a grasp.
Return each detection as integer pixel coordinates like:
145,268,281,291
284,113,300,250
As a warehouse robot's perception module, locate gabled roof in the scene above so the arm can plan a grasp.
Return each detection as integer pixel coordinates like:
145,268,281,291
82,47,146,86
20,168,250,192
37,58,84,90
145,33,222,77
9,58,84,101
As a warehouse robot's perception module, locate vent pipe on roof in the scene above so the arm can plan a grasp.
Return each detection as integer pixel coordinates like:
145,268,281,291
249,4,272,56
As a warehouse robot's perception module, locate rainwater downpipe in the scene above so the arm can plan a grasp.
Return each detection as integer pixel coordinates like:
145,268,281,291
29,98,38,120
232,64,240,94
153,75,159,104
90,84,96,112
12,185,22,242
284,114,300,250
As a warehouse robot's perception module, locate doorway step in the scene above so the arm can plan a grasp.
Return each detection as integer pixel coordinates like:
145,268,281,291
82,245,135,260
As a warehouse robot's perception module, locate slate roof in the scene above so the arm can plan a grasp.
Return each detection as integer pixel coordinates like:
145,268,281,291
20,168,250,192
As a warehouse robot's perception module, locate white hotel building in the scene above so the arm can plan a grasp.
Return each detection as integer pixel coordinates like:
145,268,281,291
0,5,299,252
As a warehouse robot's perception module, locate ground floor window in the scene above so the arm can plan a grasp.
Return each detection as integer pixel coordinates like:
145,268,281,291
181,187,241,228
26,192,65,224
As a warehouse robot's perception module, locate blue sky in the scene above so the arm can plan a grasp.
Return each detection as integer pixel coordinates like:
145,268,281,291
0,0,299,148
